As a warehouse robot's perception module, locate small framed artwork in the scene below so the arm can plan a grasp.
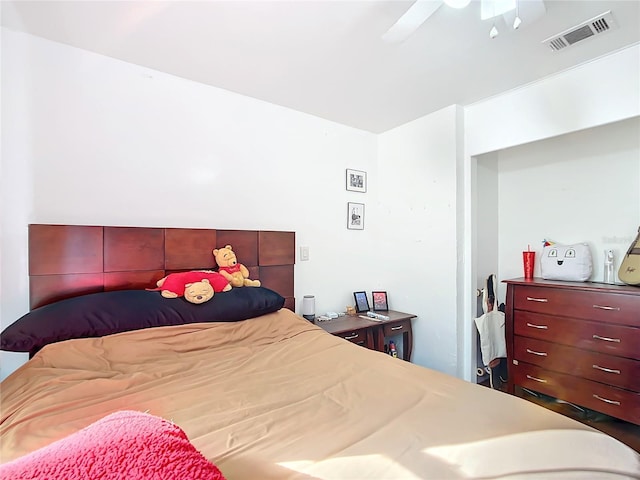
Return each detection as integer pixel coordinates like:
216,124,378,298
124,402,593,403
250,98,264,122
353,291,370,313
346,169,367,193
372,291,389,311
347,202,365,230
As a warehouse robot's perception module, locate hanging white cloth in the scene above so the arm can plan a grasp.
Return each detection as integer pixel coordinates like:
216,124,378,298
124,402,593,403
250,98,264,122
475,310,506,366
474,274,506,367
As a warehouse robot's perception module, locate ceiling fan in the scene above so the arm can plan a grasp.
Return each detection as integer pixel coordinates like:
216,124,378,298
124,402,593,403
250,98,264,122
382,0,545,43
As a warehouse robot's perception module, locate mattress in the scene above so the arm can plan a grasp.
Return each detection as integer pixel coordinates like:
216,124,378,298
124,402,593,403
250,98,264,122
1,308,638,479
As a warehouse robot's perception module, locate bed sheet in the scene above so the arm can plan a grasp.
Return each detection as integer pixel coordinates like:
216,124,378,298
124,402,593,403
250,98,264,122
1,309,638,479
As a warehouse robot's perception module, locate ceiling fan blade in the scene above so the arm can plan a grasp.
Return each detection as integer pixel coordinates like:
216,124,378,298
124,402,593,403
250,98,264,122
382,1,444,43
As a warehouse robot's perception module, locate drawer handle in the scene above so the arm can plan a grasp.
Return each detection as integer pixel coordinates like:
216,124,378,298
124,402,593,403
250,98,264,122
592,334,621,343
391,326,403,331
593,304,621,311
592,364,621,375
526,348,548,357
356,341,365,346
526,297,548,303
526,374,548,383
593,394,620,406
344,334,359,340
526,322,548,330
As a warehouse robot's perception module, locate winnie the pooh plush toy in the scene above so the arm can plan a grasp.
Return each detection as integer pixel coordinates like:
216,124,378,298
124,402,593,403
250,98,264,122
213,245,261,288
152,271,231,304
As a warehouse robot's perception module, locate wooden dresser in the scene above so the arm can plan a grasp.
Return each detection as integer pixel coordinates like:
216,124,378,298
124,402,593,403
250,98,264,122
504,278,640,425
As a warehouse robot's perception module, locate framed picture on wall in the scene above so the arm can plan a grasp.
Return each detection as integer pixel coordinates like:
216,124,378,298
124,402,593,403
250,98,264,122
353,291,370,313
346,169,367,193
372,291,388,311
347,202,365,230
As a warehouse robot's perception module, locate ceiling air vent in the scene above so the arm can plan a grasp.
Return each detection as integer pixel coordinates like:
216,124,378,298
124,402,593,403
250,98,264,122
542,11,617,52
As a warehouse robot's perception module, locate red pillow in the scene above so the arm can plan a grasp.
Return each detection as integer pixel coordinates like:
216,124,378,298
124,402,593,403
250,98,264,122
0,410,226,480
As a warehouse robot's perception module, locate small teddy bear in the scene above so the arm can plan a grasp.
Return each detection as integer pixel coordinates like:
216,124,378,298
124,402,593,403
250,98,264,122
153,270,231,304
213,245,261,288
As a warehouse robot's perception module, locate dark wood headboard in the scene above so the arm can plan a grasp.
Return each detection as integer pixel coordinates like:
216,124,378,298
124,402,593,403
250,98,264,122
29,225,295,310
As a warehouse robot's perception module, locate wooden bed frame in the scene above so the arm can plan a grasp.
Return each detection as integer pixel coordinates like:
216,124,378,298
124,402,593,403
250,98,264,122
28,224,295,311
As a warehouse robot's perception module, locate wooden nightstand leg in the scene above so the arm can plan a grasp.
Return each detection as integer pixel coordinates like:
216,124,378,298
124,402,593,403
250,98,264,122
403,328,413,362
366,328,376,350
373,326,384,352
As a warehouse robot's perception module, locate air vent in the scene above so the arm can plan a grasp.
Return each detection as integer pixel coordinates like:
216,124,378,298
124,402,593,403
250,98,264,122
542,11,617,52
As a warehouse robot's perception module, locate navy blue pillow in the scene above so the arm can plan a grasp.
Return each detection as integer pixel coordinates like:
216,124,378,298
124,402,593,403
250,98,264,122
0,287,285,355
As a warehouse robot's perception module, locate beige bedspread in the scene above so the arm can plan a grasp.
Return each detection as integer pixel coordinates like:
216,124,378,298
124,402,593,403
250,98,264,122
1,309,639,479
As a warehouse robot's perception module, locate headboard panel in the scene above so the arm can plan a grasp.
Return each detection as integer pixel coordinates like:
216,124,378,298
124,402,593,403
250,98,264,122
29,224,295,311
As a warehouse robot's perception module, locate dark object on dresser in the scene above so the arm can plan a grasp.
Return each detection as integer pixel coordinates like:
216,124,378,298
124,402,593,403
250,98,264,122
504,278,640,425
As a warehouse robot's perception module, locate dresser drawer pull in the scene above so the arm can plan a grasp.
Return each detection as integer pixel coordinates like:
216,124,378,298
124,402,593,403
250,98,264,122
526,375,548,383
592,334,621,343
344,334,359,340
526,348,548,357
391,326,403,331
526,297,548,303
592,364,621,374
356,341,365,346
592,304,621,311
593,394,620,406
526,322,548,330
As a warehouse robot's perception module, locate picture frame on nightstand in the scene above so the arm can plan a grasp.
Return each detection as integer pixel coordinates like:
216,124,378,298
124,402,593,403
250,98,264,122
372,291,388,311
353,291,370,313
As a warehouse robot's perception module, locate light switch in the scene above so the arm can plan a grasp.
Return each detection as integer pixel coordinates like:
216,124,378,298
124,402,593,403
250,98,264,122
300,246,310,261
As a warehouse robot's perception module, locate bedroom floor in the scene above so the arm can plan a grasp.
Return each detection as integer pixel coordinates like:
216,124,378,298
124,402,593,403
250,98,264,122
478,381,640,453
516,386,640,453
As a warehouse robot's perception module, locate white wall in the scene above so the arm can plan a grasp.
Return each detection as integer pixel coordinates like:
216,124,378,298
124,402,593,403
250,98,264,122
466,45,640,157
0,28,384,378
496,117,640,290
475,155,500,281
1,28,464,379
377,106,461,375
2,28,639,383
1,28,33,376
462,44,640,381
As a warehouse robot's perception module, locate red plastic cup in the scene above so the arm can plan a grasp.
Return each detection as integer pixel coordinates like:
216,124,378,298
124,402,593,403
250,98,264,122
523,251,535,279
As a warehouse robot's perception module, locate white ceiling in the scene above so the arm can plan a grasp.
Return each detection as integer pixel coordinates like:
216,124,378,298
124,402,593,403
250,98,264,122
2,0,639,133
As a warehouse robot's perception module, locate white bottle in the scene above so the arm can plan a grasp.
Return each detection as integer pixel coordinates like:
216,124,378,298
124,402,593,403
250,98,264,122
603,250,614,284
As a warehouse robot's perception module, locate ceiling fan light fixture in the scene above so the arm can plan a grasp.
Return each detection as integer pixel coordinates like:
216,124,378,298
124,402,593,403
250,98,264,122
513,15,522,29
444,0,471,9
512,0,522,29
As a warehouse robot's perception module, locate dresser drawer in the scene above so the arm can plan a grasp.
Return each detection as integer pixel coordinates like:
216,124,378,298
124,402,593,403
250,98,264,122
334,329,369,347
382,319,411,337
514,336,640,391
513,286,639,325
512,361,640,425
514,311,640,360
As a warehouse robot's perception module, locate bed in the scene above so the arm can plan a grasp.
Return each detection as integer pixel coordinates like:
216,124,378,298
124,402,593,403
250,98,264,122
1,225,638,479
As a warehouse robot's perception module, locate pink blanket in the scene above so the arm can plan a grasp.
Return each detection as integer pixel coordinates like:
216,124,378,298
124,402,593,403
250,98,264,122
0,410,226,479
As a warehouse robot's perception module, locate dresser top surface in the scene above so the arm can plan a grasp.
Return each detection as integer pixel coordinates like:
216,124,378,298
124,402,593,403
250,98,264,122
504,277,640,295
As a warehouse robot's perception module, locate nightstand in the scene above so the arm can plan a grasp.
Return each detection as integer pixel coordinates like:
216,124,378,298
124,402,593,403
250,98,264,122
317,316,375,349
317,310,416,361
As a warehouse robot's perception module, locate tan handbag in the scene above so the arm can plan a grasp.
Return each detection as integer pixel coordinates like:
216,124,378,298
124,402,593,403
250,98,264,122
618,227,640,286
